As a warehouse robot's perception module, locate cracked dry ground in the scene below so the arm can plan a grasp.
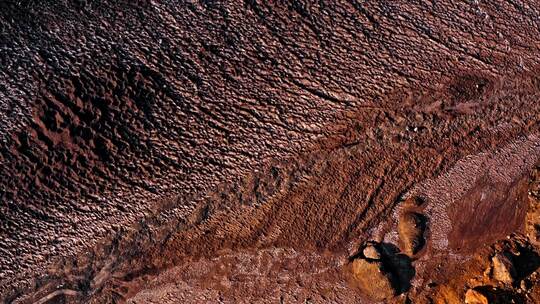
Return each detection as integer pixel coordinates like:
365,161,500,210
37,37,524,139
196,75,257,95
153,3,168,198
2,0,540,303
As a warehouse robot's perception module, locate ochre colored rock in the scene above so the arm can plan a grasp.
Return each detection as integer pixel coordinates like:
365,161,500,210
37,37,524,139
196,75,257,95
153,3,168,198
491,253,516,284
362,243,381,260
351,258,396,301
398,211,427,256
464,289,489,304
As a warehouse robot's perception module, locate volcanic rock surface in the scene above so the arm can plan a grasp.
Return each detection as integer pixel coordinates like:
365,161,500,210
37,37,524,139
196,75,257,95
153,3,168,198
1,0,540,303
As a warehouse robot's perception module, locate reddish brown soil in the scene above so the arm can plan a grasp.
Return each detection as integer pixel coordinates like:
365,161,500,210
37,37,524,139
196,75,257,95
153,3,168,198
1,1,540,303
448,175,529,253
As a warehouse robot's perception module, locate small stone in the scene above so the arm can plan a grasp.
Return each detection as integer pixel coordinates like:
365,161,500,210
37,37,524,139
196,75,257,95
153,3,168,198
363,244,381,260
464,289,488,304
491,253,516,284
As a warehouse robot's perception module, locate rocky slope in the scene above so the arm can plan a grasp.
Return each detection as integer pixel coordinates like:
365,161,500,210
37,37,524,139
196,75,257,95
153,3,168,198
1,0,540,303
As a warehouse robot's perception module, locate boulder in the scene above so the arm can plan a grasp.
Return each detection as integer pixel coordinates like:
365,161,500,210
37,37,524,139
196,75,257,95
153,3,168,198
491,253,516,284
351,258,396,301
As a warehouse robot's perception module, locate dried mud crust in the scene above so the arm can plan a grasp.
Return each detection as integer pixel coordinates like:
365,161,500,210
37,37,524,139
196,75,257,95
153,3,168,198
1,0,540,303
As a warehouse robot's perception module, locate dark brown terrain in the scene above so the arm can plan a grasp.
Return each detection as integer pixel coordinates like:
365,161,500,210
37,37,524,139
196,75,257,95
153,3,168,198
1,0,540,303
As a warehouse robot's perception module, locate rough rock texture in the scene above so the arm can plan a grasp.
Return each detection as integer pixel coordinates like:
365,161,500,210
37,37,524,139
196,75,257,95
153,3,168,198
398,211,427,256
1,0,540,303
491,253,516,285
362,242,381,260
350,258,396,302
465,289,489,304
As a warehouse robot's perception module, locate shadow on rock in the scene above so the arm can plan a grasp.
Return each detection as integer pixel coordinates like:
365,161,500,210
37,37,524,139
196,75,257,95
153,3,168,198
466,285,527,304
379,242,416,294
350,241,415,301
512,244,540,282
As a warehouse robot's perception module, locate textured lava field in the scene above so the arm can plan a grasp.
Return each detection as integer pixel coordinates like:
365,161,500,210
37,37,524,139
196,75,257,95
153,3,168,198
1,1,540,303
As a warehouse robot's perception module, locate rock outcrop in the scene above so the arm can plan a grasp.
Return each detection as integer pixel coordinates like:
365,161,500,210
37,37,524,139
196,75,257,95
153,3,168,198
491,253,516,284
350,241,416,301
398,211,427,256
351,258,396,302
